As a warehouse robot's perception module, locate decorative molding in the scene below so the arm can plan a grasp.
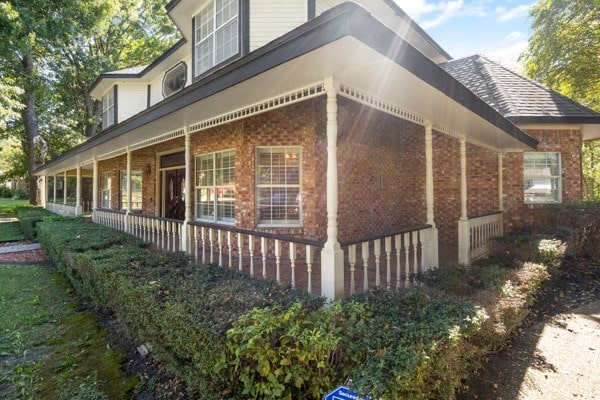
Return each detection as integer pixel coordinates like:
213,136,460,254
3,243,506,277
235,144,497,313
129,128,186,152
338,84,425,126
189,83,325,133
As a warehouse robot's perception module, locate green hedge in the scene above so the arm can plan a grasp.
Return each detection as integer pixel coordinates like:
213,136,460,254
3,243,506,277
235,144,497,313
37,217,552,399
16,206,55,239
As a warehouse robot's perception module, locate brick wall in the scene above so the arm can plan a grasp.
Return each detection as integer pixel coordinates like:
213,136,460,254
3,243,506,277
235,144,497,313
335,97,426,242
503,129,582,230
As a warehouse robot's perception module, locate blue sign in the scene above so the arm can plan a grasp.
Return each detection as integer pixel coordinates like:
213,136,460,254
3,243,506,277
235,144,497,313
324,386,368,400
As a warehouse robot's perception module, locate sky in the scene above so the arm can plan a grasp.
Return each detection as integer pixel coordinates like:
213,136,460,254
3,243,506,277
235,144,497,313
393,0,536,72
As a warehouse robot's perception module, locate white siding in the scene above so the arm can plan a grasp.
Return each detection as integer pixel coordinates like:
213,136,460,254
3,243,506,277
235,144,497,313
315,0,340,16
117,85,147,123
250,0,307,51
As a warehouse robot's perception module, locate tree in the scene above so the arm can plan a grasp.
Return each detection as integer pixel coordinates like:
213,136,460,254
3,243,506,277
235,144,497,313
0,0,178,203
522,0,600,201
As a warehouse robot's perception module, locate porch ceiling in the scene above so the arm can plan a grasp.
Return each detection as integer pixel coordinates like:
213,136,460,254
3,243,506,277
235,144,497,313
36,4,535,175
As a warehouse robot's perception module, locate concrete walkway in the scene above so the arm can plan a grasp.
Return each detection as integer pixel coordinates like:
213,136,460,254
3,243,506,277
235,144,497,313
463,300,600,399
0,243,42,254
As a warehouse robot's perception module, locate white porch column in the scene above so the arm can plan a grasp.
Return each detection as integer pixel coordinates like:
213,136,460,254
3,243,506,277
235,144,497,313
458,134,470,264
498,152,504,212
182,128,192,253
125,149,132,232
424,122,439,267
53,174,57,203
92,158,98,221
63,171,67,205
75,165,82,215
498,152,504,235
320,77,344,301
40,176,46,208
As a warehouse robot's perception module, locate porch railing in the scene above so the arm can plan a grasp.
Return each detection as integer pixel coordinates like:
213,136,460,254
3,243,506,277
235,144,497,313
46,202,78,216
93,209,126,231
340,225,434,296
129,214,184,252
189,221,324,294
468,211,503,261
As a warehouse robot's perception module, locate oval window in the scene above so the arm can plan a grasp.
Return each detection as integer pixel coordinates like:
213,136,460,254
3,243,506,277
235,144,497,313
163,62,187,98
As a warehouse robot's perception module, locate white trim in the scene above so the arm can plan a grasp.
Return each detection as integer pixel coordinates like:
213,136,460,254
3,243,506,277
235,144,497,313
195,148,237,224
523,151,562,204
129,128,185,152
189,83,324,133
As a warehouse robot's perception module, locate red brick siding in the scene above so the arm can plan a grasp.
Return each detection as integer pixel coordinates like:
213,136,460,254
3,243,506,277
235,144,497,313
467,143,499,217
503,129,582,230
432,132,461,244
335,97,426,241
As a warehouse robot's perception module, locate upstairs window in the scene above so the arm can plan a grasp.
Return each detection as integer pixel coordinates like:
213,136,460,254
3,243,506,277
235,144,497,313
194,0,239,77
163,62,187,98
524,152,561,204
102,88,115,128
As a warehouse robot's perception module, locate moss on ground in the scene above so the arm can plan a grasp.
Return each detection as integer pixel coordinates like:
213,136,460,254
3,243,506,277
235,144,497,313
0,266,138,399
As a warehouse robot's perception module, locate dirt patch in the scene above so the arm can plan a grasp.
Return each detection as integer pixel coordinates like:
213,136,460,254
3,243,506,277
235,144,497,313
459,245,600,399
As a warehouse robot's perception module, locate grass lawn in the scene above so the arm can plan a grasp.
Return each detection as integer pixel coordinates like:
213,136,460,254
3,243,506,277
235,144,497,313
0,265,138,399
0,199,30,218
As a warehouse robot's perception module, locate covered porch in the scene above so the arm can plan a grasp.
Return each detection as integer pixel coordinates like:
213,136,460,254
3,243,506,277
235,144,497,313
35,6,534,299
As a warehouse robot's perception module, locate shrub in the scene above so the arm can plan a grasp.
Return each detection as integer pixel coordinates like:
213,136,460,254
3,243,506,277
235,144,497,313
573,219,600,270
0,186,14,198
16,206,55,239
415,264,507,296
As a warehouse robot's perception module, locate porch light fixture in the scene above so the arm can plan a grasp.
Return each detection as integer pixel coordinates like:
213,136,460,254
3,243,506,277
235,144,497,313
145,164,152,176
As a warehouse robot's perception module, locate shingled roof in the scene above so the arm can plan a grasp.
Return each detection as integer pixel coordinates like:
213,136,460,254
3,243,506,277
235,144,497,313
441,54,600,124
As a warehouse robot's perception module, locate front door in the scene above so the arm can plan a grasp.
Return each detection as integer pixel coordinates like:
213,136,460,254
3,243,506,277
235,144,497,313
164,168,185,220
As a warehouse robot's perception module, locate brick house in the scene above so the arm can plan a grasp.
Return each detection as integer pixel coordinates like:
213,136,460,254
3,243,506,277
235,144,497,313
35,1,600,300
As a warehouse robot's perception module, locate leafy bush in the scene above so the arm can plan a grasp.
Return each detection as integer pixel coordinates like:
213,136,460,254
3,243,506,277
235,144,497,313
16,206,55,239
0,186,14,198
574,219,600,270
415,264,507,296
37,217,555,399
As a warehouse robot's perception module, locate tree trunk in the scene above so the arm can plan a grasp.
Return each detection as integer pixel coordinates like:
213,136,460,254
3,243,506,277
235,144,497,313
21,52,40,206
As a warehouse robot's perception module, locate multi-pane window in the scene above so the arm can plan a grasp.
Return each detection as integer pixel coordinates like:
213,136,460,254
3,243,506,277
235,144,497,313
102,88,115,128
47,176,54,202
195,150,236,223
120,171,142,210
55,175,64,202
524,152,561,204
101,172,111,209
256,147,301,226
194,0,239,77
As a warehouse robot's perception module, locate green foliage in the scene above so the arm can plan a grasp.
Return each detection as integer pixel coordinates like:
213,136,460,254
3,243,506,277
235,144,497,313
415,265,507,296
522,0,600,202
0,221,25,242
222,301,345,399
15,206,54,239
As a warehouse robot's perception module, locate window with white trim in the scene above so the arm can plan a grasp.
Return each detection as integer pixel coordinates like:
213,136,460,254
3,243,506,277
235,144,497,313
120,170,142,210
102,88,115,128
256,147,301,226
101,172,111,209
524,152,561,204
194,0,239,77
195,150,236,223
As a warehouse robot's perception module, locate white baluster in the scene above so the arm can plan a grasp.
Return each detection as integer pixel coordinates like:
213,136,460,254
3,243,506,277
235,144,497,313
261,237,267,278
217,229,223,267
403,232,410,285
274,239,281,283
227,231,233,268
194,226,199,261
385,236,392,289
237,233,243,271
306,245,313,294
249,235,255,276
289,242,296,288
209,228,215,264
349,244,356,295
201,227,206,264
420,230,426,272
362,241,369,291
412,231,419,277
374,239,381,287
395,235,402,290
